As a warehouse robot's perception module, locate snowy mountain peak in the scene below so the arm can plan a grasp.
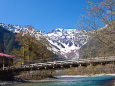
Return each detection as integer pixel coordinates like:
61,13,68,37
0,23,28,33
55,28,63,32
0,23,42,39
47,28,88,59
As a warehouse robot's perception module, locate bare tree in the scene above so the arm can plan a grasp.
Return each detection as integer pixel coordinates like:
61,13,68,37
78,0,115,58
78,0,115,43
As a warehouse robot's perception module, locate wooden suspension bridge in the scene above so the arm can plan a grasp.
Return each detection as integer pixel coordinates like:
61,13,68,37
1,56,115,72
0,56,115,80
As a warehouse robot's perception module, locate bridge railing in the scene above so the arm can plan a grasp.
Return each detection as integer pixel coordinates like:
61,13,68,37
1,56,115,71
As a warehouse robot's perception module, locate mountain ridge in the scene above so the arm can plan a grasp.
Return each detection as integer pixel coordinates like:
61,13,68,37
0,26,18,54
0,23,88,59
47,28,87,59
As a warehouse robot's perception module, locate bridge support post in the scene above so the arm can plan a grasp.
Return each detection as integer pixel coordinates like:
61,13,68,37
101,63,103,65
90,63,92,66
2,58,5,70
70,65,72,68
61,65,63,68
61,65,63,75
79,64,81,67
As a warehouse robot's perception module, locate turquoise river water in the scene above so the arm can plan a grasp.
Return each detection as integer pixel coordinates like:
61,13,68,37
5,76,115,86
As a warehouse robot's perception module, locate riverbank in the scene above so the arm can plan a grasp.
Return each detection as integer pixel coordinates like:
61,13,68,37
0,81,23,85
55,64,115,76
1,73,115,85
1,63,115,85
58,73,115,77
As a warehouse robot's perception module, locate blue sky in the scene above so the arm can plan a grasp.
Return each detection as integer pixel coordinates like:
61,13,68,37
0,0,87,33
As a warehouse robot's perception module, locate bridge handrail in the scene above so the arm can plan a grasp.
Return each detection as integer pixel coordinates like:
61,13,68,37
1,56,115,71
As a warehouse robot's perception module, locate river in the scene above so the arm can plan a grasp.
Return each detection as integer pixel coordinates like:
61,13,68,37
4,75,115,86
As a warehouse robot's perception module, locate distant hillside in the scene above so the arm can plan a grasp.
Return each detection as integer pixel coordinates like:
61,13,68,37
0,26,18,54
80,22,115,58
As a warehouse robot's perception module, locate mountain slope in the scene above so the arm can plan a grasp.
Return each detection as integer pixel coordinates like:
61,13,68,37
0,26,18,54
80,21,115,58
47,28,88,59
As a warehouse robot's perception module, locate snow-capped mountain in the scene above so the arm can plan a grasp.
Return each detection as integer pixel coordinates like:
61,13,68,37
47,28,88,59
0,23,88,59
0,23,42,39
0,23,27,33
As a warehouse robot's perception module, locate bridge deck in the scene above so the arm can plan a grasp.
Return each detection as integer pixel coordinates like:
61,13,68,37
1,56,115,72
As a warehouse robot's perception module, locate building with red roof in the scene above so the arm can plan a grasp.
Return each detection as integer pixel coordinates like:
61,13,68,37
0,53,15,70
